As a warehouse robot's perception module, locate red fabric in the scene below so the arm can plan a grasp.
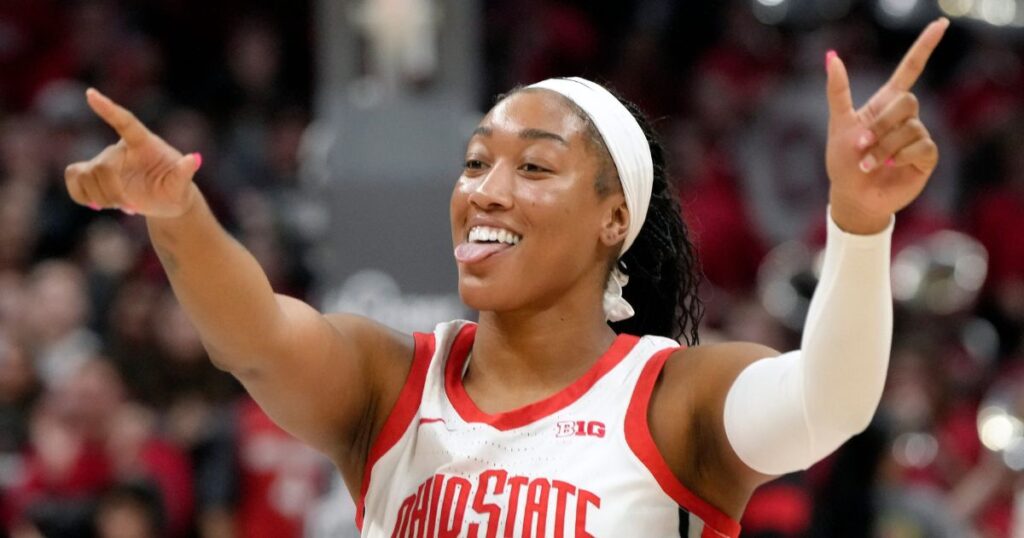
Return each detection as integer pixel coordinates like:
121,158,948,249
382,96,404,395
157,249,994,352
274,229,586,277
696,45,782,110
942,74,1024,140
137,438,195,537
680,152,766,293
740,483,812,534
937,403,984,471
235,398,324,538
967,186,1024,290
4,441,112,525
978,497,1013,538
522,4,599,84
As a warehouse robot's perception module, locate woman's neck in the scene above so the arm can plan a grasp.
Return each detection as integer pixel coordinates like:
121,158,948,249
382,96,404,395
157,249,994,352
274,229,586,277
469,298,618,398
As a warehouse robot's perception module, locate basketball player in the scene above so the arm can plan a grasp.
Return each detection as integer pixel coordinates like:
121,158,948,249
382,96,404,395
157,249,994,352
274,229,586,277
63,18,948,537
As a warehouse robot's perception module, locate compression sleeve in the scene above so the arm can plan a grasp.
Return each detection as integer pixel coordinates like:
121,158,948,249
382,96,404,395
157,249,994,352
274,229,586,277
722,208,894,475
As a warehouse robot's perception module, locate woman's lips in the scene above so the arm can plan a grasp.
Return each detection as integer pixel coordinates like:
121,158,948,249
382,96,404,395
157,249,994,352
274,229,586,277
454,241,514,264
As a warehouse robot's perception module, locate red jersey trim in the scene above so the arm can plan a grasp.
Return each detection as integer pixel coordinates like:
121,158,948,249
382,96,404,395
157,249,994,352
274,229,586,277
624,347,742,538
356,331,436,530
445,324,640,431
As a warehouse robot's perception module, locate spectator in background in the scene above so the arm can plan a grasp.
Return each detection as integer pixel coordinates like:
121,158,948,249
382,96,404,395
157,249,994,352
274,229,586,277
58,358,194,537
0,333,39,475
4,393,111,536
104,402,194,537
94,482,166,538
19,261,99,389
103,277,164,398
670,120,766,298
232,397,327,538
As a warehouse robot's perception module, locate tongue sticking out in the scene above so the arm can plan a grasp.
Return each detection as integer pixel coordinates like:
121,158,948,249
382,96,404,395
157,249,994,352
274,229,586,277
454,242,513,264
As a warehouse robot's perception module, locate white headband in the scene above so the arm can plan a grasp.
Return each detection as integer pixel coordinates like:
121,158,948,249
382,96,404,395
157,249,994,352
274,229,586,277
526,77,654,322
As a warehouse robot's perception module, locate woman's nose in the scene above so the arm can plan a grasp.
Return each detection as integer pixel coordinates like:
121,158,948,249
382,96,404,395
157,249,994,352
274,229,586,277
467,164,514,210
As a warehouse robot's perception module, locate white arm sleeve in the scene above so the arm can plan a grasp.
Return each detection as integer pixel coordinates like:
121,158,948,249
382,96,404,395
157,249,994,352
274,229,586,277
723,208,894,475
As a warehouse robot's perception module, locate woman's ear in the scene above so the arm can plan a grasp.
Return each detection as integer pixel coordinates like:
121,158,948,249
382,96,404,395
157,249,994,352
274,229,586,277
600,196,630,248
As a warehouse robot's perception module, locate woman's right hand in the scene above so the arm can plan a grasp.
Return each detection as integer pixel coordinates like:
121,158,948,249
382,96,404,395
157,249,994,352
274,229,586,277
64,88,202,219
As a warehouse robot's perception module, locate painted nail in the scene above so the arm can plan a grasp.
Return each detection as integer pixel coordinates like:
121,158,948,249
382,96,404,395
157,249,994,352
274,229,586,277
859,155,877,173
193,152,203,171
88,203,101,211
857,132,875,150
122,205,137,216
825,50,837,71
885,158,895,167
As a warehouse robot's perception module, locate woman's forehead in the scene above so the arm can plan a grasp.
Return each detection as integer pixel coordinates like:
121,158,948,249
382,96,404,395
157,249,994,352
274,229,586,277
478,90,589,143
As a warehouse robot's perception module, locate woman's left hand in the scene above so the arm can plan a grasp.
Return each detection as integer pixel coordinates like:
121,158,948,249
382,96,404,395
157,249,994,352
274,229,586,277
824,17,949,234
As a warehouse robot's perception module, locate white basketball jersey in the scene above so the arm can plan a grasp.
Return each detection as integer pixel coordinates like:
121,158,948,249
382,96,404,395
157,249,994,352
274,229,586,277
357,320,740,537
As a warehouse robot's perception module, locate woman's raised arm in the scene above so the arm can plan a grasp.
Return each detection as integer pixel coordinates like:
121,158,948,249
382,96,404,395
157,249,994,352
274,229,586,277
64,89,411,464
653,17,949,517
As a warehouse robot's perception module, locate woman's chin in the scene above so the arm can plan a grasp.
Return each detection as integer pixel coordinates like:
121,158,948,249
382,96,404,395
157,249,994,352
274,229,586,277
458,278,523,313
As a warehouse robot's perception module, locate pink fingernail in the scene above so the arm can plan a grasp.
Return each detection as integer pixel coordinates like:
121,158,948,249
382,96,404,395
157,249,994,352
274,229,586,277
825,50,837,71
885,158,895,167
122,205,137,216
88,203,101,211
859,155,877,173
193,153,203,171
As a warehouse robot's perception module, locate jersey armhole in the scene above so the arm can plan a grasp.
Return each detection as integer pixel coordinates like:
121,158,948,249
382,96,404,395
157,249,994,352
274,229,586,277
624,347,743,538
356,331,436,530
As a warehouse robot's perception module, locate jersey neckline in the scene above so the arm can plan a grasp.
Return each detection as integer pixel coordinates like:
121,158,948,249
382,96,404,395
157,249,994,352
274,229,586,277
444,323,640,431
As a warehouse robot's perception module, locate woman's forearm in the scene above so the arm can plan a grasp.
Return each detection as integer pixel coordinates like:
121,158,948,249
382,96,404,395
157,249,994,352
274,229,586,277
722,208,894,475
147,185,287,370
801,206,894,438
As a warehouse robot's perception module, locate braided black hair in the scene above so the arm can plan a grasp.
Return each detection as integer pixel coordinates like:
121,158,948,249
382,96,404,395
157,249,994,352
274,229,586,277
496,85,704,345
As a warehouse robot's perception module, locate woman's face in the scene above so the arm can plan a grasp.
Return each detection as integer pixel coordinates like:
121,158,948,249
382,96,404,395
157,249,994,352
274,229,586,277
451,90,627,314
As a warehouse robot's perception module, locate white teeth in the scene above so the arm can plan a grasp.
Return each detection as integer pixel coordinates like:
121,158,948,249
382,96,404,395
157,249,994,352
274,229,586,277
468,226,522,246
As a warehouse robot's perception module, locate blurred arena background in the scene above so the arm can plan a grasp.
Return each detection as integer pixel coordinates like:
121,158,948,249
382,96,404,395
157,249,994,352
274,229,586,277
1,0,1024,536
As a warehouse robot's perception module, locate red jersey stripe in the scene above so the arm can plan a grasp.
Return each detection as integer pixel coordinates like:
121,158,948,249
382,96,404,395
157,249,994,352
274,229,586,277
444,325,640,431
356,331,437,530
624,347,742,538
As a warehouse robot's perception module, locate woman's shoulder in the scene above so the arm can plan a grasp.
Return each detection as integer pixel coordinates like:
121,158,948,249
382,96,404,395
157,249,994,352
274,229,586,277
648,340,782,521
670,340,781,367
660,341,781,395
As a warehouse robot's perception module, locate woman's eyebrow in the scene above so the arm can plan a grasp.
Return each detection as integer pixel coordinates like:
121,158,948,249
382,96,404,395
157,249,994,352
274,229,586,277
470,126,568,146
519,128,568,146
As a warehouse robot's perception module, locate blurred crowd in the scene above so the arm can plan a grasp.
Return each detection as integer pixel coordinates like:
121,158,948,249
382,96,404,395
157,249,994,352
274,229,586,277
2,0,1024,537
0,1,334,537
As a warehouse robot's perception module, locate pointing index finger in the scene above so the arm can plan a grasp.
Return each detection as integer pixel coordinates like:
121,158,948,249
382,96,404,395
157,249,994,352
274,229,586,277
85,88,151,145
886,17,950,92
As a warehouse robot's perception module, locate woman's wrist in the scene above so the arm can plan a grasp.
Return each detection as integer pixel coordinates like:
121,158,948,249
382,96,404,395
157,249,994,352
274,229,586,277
827,195,894,236
147,183,204,223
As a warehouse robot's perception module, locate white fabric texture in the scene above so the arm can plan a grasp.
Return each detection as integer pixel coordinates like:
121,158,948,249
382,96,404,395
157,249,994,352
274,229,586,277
602,266,634,321
527,77,653,322
723,208,895,475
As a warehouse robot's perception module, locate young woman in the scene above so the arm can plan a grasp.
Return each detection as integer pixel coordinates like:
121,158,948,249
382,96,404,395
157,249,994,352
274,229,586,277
64,19,948,538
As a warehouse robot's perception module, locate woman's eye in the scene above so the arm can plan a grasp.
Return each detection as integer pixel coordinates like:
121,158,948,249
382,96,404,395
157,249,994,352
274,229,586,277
464,159,485,170
521,163,548,173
